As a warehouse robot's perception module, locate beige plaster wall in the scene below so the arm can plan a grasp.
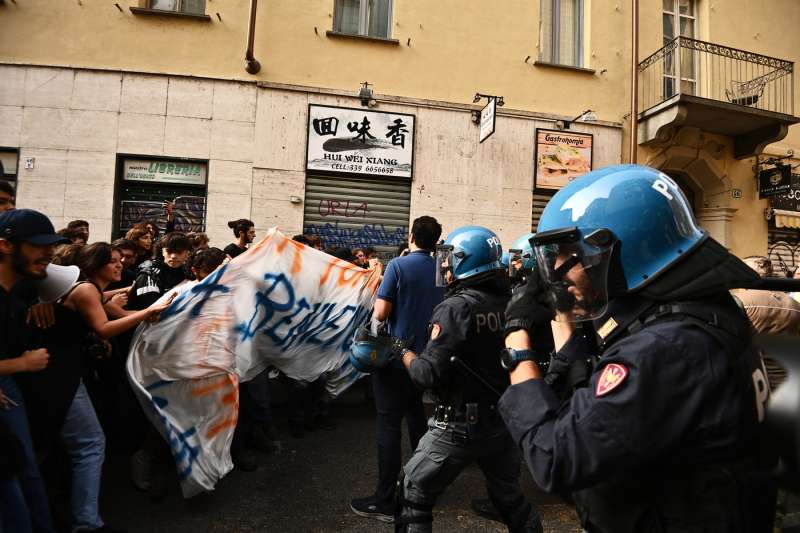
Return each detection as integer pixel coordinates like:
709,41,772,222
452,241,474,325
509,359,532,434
0,0,630,125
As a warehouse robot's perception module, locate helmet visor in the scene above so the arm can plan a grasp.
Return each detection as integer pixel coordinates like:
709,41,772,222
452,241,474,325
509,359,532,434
435,244,455,287
534,228,613,322
507,249,525,281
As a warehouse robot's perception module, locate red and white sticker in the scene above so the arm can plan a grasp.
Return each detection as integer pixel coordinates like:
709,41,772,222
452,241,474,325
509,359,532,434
595,363,628,397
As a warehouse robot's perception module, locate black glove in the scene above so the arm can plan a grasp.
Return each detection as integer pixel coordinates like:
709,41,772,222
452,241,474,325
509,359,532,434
503,275,555,338
388,335,416,360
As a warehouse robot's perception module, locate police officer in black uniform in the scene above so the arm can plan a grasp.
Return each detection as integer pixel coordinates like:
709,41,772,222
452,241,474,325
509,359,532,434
498,165,776,532
394,225,542,533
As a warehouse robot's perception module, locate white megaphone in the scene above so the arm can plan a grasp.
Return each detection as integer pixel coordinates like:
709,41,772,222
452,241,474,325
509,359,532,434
34,263,81,303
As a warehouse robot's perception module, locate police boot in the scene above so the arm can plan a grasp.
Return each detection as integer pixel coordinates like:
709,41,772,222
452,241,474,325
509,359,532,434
471,498,503,523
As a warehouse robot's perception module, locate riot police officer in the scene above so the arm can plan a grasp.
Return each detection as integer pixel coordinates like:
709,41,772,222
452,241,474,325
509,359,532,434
394,225,542,532
499,165,776,532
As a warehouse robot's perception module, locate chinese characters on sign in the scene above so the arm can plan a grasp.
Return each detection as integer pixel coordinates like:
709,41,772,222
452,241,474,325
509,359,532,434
534,129,593,190
306,105,415,179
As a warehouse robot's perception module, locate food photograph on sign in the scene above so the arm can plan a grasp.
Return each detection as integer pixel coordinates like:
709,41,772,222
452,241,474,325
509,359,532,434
306,104,415,179
535,129,593,189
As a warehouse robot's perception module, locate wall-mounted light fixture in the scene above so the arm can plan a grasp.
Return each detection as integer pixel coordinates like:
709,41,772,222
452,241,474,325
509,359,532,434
471,93,504,123
555,109,596,130
359,82,377,107
289,195,303,205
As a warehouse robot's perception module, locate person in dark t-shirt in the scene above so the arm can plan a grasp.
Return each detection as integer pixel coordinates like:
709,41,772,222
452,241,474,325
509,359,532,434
224,218,255,259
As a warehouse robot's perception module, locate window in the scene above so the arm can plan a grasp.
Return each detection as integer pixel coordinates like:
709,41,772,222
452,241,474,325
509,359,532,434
0,149,18,184
148,0,206,16
333,0,392,39
663,0,696,97
540,0,584,67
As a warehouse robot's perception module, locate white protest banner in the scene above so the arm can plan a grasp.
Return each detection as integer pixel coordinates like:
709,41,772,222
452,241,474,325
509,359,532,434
127,229,380,497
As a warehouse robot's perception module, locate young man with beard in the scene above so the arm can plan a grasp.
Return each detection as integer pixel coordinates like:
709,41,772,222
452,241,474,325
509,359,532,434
0,209,65,533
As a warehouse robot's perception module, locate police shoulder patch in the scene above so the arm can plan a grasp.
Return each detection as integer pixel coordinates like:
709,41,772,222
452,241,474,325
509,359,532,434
595,363,628,397
430,323,441,340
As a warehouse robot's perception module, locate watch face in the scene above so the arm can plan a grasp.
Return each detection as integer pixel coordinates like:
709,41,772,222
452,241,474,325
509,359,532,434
500,348,514,370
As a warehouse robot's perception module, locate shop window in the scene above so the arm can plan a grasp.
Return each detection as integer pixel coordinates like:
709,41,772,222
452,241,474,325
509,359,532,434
0,149,18,188
333,0,392,39
539,0,584,68
148,0,206,15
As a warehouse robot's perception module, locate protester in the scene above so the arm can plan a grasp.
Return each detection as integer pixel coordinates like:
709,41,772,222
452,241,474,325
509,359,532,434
292,234,311,246
306,234,323,250
0,181,16,213
188,232,209,251
128,232,190,311
351,216,444,523
224,219,255,259
353,247,367,267
26,242,171,532
188,247,226,281
109,238,138,290
0,209,65,533
58,227,88,246
67,220,90,243
125,226,153,268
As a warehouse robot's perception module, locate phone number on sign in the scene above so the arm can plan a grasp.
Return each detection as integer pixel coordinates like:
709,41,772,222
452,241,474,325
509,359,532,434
330,164,394,174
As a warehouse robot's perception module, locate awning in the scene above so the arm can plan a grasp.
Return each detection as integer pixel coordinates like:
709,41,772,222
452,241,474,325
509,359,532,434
774,209,800,229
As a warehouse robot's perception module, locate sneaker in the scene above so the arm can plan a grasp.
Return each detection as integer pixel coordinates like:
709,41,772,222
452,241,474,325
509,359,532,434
350,496,394,523
130,449,151,491
232,448,258,472
470,498,503,523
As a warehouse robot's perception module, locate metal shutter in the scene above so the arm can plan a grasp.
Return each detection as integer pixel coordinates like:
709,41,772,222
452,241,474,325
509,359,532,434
532,190,555,232
116,181,207,238
303,174,411,260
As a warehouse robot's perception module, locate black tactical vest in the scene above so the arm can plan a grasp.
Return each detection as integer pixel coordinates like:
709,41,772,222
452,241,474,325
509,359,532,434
575,298,777,533
437,286,510,407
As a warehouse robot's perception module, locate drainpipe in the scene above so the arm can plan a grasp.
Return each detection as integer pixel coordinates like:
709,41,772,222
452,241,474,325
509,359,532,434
245,0,261,74
629,0,639,163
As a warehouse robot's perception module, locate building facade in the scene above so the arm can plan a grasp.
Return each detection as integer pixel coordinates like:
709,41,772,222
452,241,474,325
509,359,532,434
0,0,797,261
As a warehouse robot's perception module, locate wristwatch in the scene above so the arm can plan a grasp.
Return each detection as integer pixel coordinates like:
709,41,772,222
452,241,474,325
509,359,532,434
500,347,537,372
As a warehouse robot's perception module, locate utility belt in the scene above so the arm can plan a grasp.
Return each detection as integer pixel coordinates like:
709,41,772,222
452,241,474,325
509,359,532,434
432,402,497,430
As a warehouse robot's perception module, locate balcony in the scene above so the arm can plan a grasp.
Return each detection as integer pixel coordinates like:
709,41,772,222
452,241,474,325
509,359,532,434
638,37,799,159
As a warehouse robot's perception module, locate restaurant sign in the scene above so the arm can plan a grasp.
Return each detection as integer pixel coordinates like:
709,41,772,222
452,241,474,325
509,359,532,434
123,159,207,186
534,129,593,190
770,173,800,211
306,105,415,179
758,165,792,198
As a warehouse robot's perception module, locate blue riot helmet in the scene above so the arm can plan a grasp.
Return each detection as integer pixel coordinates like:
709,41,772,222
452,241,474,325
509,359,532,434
500,251,510,269
348,325,394,373
435,225,503,287
533,164,705,322
508,232,536,280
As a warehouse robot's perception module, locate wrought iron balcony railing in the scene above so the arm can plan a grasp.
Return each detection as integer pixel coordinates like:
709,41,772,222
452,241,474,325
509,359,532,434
638,36,794,116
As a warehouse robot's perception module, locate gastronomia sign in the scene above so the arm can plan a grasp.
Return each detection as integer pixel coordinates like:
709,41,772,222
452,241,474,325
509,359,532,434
306,105,415,179
534,129,593,190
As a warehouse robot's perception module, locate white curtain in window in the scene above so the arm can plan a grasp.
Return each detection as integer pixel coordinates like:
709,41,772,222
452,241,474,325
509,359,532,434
151,0,178,11
367,0,391,38
335,0,361,34
540,0,554,63
558,0,579,66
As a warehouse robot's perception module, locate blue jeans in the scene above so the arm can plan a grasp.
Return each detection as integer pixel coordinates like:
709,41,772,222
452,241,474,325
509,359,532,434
61,381,106,532
0,375,55,533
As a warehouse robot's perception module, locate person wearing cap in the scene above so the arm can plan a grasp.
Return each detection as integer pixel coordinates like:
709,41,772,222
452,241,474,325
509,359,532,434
0,208,63,533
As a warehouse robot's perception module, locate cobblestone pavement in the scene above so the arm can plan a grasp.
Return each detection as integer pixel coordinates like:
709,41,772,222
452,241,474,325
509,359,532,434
97,382,582,533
